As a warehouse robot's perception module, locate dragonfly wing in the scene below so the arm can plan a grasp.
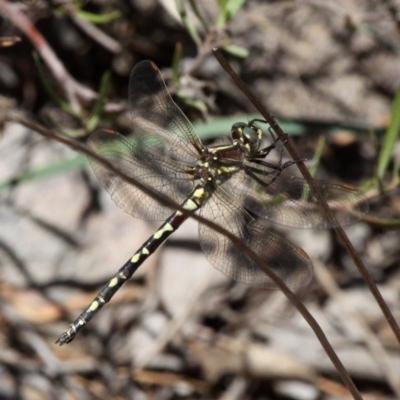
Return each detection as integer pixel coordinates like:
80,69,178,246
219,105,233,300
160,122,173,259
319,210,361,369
129,60,203,163
199,187,313,290
231,167,368,229
87,60,204,221
87,129,194,221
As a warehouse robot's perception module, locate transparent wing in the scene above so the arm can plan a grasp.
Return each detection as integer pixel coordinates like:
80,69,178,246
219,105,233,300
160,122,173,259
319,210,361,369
129,60,203,163
88,130,196,220
87,60,204,221
226,165,368,229
199,186,313,290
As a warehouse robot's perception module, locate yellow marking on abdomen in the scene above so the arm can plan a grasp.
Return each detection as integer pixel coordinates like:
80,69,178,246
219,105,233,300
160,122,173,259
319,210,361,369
131,253,140,263
88,301,99,312
183,199,198,211
153,223,174,239
109,277,118,287
142,248,150,255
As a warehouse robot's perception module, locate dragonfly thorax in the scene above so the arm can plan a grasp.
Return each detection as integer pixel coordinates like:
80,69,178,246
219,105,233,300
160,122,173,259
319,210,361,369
231,121,262,157
192,146,243,187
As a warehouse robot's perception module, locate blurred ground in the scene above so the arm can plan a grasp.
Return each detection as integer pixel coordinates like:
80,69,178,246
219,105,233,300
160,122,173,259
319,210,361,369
0,1,400,399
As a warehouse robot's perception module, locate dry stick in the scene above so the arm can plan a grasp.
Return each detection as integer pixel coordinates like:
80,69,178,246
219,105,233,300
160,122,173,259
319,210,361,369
212,49,367,399
4,112,363,400
212,48,400,344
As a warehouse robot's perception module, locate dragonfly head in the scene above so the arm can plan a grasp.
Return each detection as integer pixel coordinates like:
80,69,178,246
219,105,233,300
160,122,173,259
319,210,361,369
231,122,262,156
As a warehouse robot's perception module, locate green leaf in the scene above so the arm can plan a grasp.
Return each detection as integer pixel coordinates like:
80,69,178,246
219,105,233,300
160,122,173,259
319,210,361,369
182,98,207,114
33,52,78,117
217,0,228,27
217,0,246,26
225,0,246,18
172,43,183,87
175,0,201,46
0,155,87,191
223,44,249,58
193,115,382,141
187,0,209,31
377,85,400,181
86,70,111,131
76,9,121,24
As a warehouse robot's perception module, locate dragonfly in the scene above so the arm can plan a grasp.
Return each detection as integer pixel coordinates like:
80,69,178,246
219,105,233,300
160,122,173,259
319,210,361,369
56,60,367,345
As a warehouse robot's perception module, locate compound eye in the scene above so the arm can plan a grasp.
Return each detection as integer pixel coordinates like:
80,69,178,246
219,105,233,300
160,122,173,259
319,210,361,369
242,125,262,154
242,126,259,144
231,122,247,140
